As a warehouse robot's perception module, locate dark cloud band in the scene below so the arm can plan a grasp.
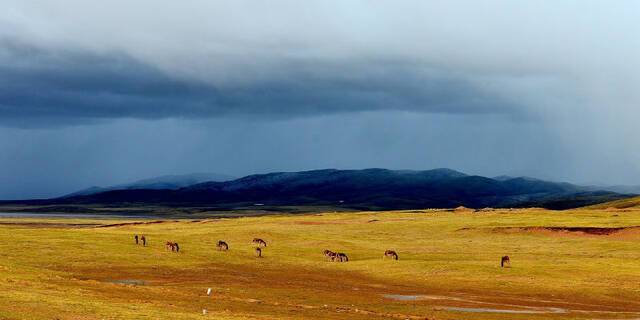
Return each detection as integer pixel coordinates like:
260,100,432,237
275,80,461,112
0,39,515,128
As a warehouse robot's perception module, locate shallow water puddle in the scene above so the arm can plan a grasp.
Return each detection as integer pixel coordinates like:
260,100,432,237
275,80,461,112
383,294,640,316
383,294,569,314
383,294,468,302
382,294,425,301
443,306,567,314
109,279,146,286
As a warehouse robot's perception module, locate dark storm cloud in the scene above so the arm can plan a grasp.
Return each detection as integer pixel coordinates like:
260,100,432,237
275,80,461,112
0,39,516,127
0,0,637,129
0,1,638,199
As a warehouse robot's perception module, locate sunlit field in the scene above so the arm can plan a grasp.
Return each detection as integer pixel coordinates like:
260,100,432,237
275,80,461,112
2,208,640,319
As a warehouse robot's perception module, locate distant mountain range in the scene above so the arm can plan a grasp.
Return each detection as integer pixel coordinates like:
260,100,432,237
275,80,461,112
62,173,236,197
19,168,633,210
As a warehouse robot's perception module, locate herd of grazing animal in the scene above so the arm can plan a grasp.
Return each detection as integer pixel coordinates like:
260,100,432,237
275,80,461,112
133,234,512,267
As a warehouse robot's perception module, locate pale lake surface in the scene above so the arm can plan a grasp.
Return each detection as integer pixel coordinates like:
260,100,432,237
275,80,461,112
0,212,157,219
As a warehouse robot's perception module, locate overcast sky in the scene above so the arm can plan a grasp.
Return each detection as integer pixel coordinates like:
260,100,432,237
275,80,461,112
1,1,639,199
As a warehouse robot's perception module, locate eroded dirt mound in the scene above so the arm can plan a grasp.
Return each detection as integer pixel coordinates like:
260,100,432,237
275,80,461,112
93,220,178,228
491,226,640,235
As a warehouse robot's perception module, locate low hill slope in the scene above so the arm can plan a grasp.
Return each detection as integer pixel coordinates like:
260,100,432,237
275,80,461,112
585,196,640,209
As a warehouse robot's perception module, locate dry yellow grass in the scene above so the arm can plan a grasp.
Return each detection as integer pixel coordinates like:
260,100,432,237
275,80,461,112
585,196,640,209
1,208,640,319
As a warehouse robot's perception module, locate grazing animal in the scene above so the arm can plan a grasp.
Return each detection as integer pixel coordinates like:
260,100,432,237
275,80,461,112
174,242,180,252
383,250,399,260
323,249,336,261
217,240,229,251
134,234,139,245
501,255,510,268
254,247,262,258
252,238,267,247
323,250,348,262
141,235,146,246
336,253,349,262
166,241,176,251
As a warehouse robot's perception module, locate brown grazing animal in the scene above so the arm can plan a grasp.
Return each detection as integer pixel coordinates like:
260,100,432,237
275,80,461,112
383,250,399,260
166,241,177,251
501,255,510,267
323,250,348,262
254,247,262,257
252,238,267,247
336,253,349,262
217,240,229,251
323,249,337,261
134,234,139,245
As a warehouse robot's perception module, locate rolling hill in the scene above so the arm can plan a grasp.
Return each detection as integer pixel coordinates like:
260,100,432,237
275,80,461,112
39,168,632,210
584,196,640,209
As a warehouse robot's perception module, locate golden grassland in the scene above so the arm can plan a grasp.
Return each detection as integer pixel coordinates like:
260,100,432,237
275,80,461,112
586,196,640,209
2,208,640,319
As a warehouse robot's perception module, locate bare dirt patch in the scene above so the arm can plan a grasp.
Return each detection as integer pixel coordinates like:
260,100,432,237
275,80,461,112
93,220,179,228
492,226,640,235
59,258,640,319
458,226,640,240
500,226,640,236
293,221,353,225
